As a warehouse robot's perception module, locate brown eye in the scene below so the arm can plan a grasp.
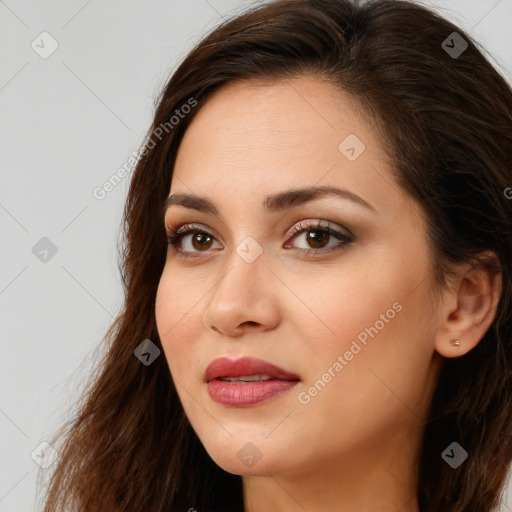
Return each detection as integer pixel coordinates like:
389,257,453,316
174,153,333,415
167,220,353,259
304,230,330,249
166,224,222,257
286,220,353,256
191,232,214,251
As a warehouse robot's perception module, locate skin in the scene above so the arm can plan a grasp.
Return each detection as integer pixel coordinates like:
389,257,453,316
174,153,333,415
155,75,502,512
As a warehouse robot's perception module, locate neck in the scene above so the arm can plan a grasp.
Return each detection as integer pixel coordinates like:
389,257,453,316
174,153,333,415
242,431,421,512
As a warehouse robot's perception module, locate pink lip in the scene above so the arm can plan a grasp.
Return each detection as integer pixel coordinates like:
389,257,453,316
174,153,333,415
204,356,300,407
204,356,300,382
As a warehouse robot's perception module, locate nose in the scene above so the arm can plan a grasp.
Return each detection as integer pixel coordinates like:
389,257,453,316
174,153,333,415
202,248,281,337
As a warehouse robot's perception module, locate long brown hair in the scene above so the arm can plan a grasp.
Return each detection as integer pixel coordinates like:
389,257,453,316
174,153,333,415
39,1,512,510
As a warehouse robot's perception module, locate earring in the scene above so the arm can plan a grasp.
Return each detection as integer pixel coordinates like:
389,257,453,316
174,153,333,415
449,338,461,347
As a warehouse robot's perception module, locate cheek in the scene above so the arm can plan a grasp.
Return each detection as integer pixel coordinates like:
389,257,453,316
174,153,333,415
292,256,436,419
155,271,203,376
286,260,401,356
290,252,433,394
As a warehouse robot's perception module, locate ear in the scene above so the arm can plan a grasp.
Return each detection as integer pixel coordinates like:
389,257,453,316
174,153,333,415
434,251,502,358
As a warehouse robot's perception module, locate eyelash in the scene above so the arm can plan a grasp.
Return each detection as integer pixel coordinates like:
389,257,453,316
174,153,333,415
166,220,353,259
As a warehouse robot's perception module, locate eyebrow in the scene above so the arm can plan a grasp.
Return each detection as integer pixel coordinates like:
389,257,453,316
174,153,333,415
162,185,376,220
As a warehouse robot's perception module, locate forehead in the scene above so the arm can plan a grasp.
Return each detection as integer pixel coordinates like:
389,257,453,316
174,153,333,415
170,75,405,219
178,75,373,151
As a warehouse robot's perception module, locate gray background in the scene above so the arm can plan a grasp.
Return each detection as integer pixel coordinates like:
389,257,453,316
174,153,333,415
1,0,511,510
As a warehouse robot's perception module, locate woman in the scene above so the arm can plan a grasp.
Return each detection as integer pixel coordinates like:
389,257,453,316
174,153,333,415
39,0,512,510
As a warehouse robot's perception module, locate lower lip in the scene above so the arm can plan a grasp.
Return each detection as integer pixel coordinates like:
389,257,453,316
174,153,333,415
207,379,299,407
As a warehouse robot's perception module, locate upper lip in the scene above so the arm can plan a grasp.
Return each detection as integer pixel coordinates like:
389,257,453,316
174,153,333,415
204,356,300,383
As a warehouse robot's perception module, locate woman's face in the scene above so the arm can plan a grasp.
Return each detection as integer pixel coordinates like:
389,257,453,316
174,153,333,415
155,75,444,479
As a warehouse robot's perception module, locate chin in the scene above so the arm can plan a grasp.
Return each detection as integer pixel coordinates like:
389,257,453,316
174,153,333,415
202,439,286,476
210,453,280,476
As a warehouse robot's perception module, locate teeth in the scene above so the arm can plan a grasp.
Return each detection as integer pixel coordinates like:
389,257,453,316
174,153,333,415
219,374,275,382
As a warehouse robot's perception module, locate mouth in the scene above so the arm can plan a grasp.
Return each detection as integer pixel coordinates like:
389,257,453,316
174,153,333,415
204,356,300,383
215,374,285,383
204,356,300,407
